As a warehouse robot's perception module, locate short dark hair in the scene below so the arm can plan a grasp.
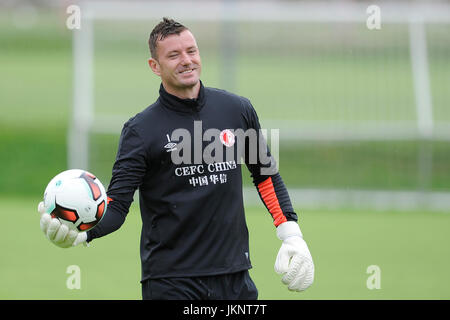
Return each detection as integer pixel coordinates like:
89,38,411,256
149,17,188,59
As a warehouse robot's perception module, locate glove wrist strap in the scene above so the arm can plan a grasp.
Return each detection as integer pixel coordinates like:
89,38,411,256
276,221,303,241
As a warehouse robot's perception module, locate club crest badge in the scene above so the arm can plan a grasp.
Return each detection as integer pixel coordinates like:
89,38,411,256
220,129,235,147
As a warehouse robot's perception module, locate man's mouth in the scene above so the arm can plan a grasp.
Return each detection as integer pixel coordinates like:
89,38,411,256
179,68,195,74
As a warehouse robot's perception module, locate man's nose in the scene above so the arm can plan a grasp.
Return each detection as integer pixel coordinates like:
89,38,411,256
180,52,192,65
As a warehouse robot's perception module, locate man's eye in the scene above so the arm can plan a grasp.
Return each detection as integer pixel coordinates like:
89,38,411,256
168,54,178,58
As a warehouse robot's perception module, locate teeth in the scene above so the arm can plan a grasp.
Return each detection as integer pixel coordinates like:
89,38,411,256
181,69,193,74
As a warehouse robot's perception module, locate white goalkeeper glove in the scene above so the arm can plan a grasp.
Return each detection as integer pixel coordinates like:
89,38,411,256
37,201,88,248
274,221,314,292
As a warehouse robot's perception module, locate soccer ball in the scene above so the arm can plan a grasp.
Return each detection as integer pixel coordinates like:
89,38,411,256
42,169,107,232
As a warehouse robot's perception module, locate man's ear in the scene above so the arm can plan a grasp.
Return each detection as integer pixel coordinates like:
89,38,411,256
148,58,161,76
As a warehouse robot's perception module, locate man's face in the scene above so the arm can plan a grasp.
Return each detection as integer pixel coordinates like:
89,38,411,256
149,30,201,92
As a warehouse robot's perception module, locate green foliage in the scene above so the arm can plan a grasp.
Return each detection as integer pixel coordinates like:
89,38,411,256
1,11,450,196
0,127,67,197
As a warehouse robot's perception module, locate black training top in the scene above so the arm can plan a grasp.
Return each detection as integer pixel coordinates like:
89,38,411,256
87,81,298,281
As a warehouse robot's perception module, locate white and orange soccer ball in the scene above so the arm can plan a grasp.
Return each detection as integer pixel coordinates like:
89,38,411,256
42,169,107,232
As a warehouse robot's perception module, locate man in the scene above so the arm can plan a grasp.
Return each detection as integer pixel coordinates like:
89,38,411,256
38,18,314,299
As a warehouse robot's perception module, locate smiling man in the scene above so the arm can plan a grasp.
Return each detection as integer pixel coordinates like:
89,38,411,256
37,18,314,300
147,23,202,99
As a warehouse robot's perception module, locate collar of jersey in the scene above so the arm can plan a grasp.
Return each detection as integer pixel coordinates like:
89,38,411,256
159,81,206,114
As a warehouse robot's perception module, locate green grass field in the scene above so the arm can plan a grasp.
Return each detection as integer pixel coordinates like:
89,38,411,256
1,8,450,300
1,196,449,299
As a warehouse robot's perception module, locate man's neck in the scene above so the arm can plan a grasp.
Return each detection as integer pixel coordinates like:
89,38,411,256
162,81,200,100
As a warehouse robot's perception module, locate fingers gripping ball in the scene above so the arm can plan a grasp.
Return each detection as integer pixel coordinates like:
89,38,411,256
42,169,108,232
38,202,87,248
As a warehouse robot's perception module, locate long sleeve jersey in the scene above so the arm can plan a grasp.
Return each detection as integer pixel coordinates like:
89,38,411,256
87,81,298,281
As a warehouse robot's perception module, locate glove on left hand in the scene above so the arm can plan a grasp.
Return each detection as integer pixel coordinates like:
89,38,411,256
274,221,314,292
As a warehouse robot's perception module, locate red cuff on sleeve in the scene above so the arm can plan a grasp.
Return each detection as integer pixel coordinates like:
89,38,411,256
257,177,288,227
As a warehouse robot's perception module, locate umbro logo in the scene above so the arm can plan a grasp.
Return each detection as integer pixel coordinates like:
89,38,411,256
164,134,178,152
